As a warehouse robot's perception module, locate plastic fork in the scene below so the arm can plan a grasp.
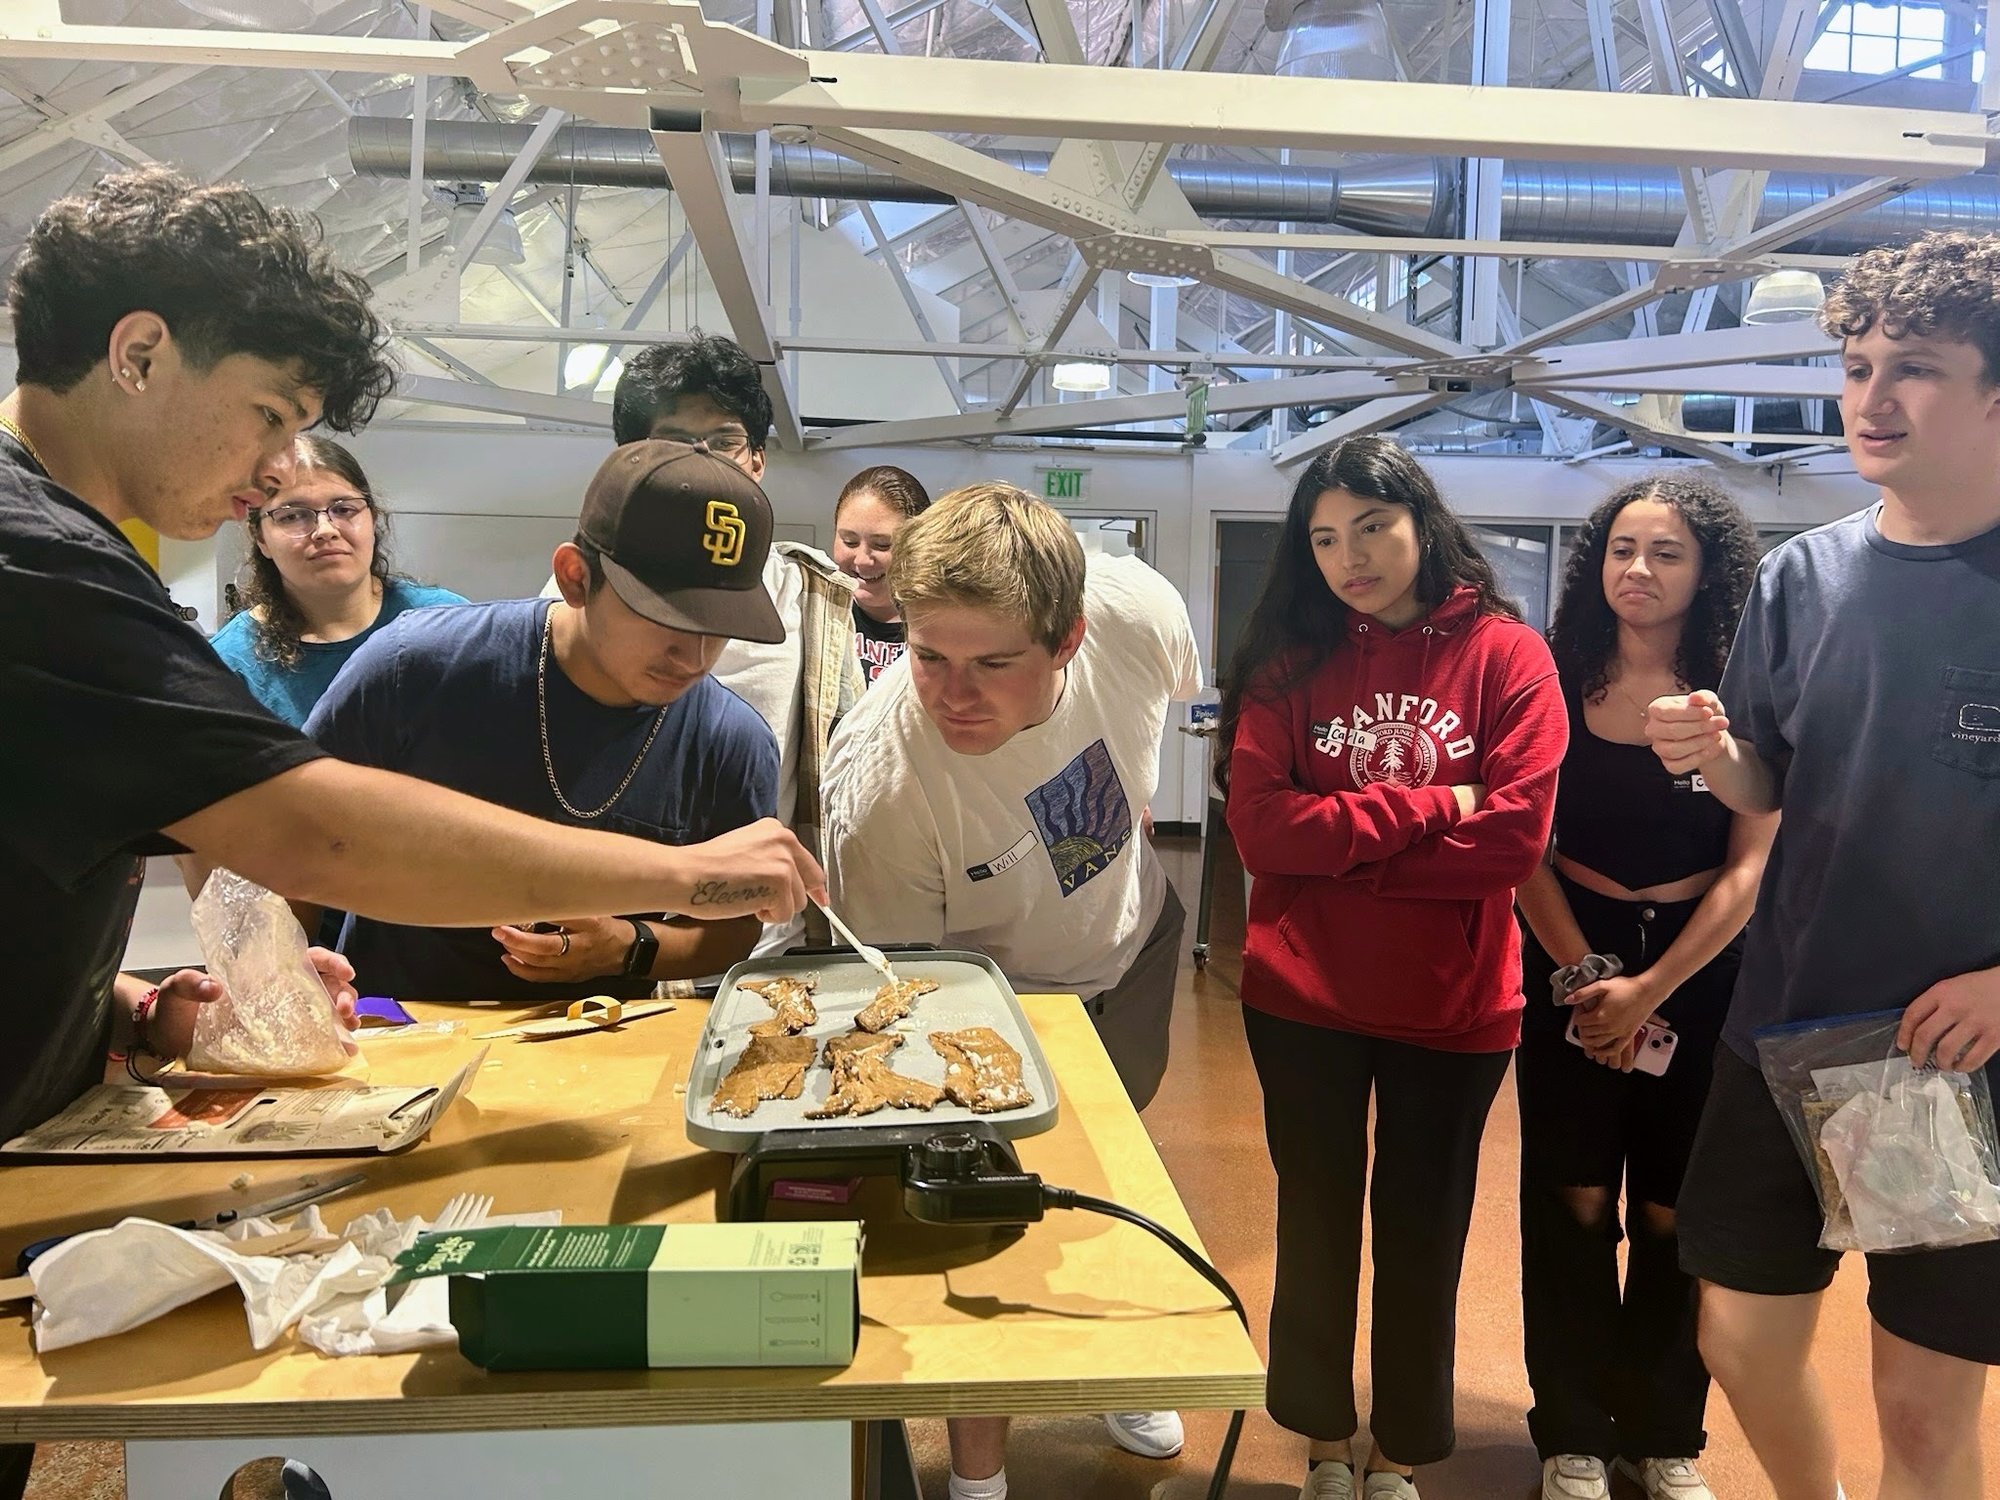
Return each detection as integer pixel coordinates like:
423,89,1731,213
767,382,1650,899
812,898,899,986
387,1192,493,1309
430,1192,494,1233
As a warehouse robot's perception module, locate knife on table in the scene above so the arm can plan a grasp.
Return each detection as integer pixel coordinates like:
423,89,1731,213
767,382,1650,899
12,1169,370,1274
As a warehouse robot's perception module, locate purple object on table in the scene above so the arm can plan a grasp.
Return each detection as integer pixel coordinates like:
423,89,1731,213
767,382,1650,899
354,995,417,1027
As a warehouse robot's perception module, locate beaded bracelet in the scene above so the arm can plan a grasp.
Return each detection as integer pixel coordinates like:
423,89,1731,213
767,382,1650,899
119,987,166,1083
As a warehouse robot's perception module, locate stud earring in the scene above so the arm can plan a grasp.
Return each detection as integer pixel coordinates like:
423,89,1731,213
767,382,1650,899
133,378,146,392
119,367,133,380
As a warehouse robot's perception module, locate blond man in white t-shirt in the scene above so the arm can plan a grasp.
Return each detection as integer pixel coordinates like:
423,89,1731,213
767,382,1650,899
822,483,1203,1500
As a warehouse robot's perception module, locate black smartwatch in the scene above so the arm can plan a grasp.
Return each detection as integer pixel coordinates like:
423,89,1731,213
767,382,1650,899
620,919,660,979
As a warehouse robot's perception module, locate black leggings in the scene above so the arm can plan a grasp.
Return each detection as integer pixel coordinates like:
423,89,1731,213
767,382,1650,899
1515,875,1738,1462
1243,1006,1510,1467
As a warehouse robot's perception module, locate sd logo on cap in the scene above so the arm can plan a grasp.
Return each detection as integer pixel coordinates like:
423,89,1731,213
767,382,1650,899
576,439,784,644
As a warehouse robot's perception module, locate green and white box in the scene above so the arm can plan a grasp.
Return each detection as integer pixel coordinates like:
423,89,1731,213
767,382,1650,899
393,1222,862,1371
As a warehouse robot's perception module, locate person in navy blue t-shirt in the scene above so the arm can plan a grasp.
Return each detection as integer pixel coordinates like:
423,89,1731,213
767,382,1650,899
210,435,464,729
1651,231,2000,1500
304,439,786,1001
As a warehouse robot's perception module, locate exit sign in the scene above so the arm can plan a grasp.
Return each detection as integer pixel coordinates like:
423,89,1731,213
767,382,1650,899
1041,467,1088,500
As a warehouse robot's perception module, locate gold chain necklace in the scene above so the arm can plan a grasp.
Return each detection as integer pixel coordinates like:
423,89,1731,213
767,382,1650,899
0,414,49,475
537,613,670,821
1611,677,1651,722
1611,673,1685,723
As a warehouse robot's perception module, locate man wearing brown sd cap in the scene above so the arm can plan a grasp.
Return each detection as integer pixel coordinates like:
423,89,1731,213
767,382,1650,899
298,439,789,1001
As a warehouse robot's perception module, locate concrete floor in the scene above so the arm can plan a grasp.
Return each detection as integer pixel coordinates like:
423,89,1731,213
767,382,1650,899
21,835,2000,1498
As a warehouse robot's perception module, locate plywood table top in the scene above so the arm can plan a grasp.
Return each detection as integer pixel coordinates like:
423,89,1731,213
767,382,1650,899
0,994,1263,1440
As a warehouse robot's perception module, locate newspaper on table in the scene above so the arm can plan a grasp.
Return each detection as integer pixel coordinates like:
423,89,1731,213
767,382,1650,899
1,1048,485,1158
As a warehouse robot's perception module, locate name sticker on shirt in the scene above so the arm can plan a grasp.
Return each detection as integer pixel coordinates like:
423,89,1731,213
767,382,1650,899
966,830,1037,883
1313,721,1375,756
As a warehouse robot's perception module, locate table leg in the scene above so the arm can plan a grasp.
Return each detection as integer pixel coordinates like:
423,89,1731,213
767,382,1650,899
1193,794,1224,969
860,1419,923,1500
126,1421,852,1499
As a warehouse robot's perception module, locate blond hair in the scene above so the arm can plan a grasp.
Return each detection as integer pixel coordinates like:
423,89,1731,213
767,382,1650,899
888,481,1086,652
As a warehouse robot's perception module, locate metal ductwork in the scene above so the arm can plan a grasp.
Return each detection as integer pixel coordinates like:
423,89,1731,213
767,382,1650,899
349,117,1999,256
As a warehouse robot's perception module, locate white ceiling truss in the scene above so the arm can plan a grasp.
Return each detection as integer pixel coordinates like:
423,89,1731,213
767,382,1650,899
0,0,1993,464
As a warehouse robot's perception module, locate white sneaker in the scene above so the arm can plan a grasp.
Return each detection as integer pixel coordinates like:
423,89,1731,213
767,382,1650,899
1361,1471,1420,1500
1542,1454,1610,1500
1301,1460,1356,1499
1615,1457,1716,1500
1103,1409,1184,1458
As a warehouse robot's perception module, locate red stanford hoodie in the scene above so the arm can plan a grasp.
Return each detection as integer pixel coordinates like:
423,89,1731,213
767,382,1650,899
1226,586,1566,1052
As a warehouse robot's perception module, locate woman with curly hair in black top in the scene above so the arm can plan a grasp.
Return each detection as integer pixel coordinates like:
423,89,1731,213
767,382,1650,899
1515,474,1774,1500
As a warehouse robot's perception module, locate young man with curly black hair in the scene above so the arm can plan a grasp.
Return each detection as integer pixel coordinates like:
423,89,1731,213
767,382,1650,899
0,170,825,1486
1650,230,2000,1500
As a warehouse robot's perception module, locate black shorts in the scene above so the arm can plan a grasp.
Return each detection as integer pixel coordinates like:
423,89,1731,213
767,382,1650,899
1678,1042,2000,1366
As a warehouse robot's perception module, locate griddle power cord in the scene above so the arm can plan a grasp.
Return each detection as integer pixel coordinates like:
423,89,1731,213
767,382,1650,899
1042,1185,1248,1500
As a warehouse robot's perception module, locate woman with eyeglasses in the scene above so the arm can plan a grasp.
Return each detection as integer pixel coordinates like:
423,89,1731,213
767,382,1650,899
210,435,465,728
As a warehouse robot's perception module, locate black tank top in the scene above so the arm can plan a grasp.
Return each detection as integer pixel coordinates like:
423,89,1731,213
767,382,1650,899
1552,674,1733,890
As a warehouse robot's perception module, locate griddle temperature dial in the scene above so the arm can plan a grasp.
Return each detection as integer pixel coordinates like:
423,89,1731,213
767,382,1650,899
902,1129,1047,1226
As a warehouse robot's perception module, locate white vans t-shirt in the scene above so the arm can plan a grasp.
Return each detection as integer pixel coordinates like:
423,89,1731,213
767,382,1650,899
822,554,1201,1000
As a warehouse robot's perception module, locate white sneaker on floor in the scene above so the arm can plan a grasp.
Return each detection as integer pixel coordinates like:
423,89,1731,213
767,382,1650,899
1542,1454,1610,1500
1103,1409,1184,1458
1615,1457,1716,1500
1300,1460,1356,1499
1361,1471,1420,1500
946,1469,1007,1500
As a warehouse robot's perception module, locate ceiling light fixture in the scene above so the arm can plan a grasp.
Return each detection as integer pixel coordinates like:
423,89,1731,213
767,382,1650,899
1742,269,1826,326
564,343,617,390
441,185,525,267
1051,360,1114,393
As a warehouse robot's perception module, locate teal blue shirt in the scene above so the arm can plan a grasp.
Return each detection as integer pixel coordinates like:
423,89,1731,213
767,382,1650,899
209,579,467,728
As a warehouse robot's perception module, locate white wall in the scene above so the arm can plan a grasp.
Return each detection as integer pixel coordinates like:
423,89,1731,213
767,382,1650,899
287,428,1875,823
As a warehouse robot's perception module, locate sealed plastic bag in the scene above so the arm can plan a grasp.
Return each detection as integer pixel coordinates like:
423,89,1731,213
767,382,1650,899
187,870,357,1076
1755,1010,2000,1253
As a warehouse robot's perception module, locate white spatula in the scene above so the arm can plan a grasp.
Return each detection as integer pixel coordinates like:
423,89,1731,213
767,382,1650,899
813,898,899,986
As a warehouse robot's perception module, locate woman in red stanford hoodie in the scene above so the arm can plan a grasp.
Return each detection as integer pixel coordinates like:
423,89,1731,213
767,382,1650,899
1220,436,1566,1500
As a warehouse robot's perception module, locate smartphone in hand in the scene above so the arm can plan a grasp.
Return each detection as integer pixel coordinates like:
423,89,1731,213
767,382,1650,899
1567,1013,1678,1075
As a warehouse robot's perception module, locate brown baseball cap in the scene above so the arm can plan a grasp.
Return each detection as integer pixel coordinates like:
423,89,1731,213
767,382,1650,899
575,438,784,644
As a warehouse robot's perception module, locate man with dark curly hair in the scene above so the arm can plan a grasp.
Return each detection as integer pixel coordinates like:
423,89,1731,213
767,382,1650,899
0,170,818,1078
1650,229,2000,1500
0,169,825,1487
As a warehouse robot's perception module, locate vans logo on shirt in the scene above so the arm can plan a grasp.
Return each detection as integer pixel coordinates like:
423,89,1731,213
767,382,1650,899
1315,693,1477,788
1021,739,1132,896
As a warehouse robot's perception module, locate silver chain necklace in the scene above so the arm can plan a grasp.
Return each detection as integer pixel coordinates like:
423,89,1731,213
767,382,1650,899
537,613,669,821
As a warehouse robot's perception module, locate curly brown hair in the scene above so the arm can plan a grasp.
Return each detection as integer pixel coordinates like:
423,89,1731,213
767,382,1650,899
1548,473,1760,703
8,166,395,431
1820,230,2000,383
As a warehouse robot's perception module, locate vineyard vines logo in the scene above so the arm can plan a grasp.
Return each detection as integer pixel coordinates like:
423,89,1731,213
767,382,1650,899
702,500,747,566
1955,701,2000,745
1313,691,1476,788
